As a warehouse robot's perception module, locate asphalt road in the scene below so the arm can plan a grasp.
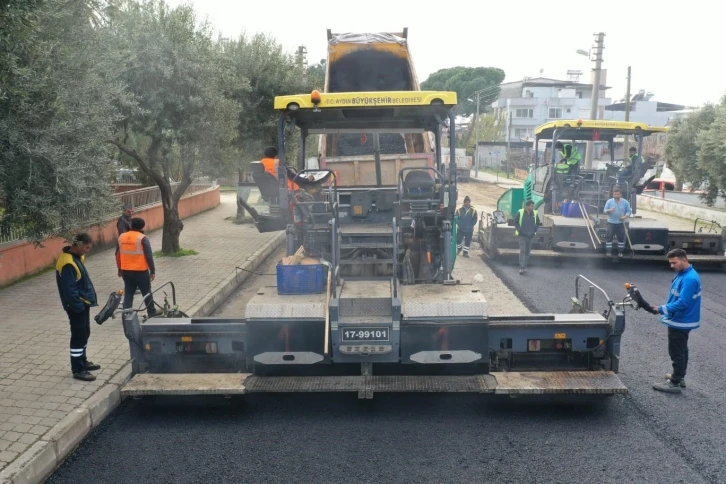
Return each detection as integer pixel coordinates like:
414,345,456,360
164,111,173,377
47,254,726,484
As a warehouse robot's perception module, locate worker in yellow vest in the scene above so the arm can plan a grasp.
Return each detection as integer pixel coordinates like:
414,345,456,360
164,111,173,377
115,217,157,318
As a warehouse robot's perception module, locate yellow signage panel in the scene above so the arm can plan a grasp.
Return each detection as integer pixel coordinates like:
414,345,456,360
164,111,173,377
274,91,457,110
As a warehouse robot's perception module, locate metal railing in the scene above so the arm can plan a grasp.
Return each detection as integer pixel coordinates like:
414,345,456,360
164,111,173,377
0,179,216,246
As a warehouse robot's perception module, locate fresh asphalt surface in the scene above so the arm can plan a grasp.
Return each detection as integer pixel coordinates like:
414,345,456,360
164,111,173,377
48,255,726,484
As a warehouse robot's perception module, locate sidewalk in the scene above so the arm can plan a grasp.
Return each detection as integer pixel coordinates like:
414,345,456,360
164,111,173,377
0,192,284,482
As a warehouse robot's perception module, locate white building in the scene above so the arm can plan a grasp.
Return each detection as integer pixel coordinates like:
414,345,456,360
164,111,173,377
603,91,694,126
490,71,612,142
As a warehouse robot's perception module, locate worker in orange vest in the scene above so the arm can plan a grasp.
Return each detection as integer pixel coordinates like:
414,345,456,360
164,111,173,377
116,217,157,318
261,146,300,191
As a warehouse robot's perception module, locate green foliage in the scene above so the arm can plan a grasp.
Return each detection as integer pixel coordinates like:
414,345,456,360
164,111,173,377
459,111,506,151
222,33,319,162
307,58,326,91
421,66,505,116
0,0,123,243
665,102,724,205
106,0,241,252
0,0,322,249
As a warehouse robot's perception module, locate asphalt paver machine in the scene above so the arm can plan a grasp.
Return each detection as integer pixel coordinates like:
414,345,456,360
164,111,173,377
120,92,630,399
480,120,726,266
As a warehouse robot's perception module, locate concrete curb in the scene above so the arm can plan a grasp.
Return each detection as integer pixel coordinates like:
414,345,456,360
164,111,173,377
0,232,285,484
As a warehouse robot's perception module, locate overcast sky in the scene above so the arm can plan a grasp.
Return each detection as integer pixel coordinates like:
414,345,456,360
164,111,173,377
166,0,721,108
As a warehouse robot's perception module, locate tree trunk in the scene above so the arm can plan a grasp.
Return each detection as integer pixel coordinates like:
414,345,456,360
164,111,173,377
161,193,184,254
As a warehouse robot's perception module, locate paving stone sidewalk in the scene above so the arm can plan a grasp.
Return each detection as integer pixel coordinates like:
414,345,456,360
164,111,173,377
0,193,282,472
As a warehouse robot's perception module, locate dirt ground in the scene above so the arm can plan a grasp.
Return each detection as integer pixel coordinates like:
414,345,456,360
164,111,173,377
457,180,508,215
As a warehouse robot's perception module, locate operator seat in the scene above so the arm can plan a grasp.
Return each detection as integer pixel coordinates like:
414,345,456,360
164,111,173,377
403,170,436,199
249,161,279,204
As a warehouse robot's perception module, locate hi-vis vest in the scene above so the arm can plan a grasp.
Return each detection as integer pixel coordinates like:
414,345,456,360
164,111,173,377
515,208,539,236
559,144,581,164
118,231,149,271
261,157,299,191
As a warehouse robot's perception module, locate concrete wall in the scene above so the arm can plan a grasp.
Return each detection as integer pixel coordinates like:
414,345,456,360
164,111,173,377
0,187,220,288
637,193,726,226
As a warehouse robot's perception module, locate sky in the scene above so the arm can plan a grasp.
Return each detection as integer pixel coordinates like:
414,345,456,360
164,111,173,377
166,0,722,108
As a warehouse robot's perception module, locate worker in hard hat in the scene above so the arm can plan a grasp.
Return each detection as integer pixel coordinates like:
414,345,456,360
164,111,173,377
554,141,582,175
455,196,478,258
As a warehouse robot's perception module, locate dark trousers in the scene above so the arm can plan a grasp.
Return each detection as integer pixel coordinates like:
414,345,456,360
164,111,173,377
518,235,534,269
668,327,690,383
67,307,90,374
122,270,156,317
457,230,473,254
605,222,627,253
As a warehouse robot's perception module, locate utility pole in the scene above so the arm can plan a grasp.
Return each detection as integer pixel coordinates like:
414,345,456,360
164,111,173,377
623,66,632,157
474,91,480,178
584,32,605,169
506,110,512,178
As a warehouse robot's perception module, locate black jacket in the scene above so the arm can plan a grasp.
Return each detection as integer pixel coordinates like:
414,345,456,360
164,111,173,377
56,247,98,313
456,206,478,232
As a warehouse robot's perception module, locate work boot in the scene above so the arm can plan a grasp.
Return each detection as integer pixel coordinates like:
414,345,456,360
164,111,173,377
73,371,97,382
665,374,686,388
618,252,624,258
457,248,462,255
606,252,612,258
463,252,470,258
519,268,524,275
85,361,101,371
652,380,682,394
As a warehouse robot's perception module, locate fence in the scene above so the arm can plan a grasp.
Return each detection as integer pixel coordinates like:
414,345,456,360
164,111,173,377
0,180,216,246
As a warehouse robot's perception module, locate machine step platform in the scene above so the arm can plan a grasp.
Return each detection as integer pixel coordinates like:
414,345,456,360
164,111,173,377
120,371,627,397
494,248,726,262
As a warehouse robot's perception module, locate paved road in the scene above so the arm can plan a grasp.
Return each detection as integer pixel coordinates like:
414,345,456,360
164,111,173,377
46,253,724,483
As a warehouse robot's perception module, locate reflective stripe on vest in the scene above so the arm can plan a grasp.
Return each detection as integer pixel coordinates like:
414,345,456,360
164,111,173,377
118,231,149,271
515,208,538,236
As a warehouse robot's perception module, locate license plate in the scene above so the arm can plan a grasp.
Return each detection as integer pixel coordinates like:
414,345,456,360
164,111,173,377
341,327,390,342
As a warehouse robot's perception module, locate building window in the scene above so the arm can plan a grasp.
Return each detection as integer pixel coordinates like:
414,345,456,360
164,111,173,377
514,108,534,118
549,107,563,119
514,128,531,139
576,91,582,98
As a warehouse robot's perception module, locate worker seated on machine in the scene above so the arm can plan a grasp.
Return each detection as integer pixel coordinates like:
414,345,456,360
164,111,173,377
554,141,582,176
617,147,643,185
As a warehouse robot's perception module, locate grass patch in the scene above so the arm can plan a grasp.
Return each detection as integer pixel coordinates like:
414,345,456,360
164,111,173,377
153,248,199,257
219,185,237,192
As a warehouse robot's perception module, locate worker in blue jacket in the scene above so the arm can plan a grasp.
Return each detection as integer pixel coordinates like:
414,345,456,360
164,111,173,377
651,249,701,394
455,196,478,258
56,233,100,381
